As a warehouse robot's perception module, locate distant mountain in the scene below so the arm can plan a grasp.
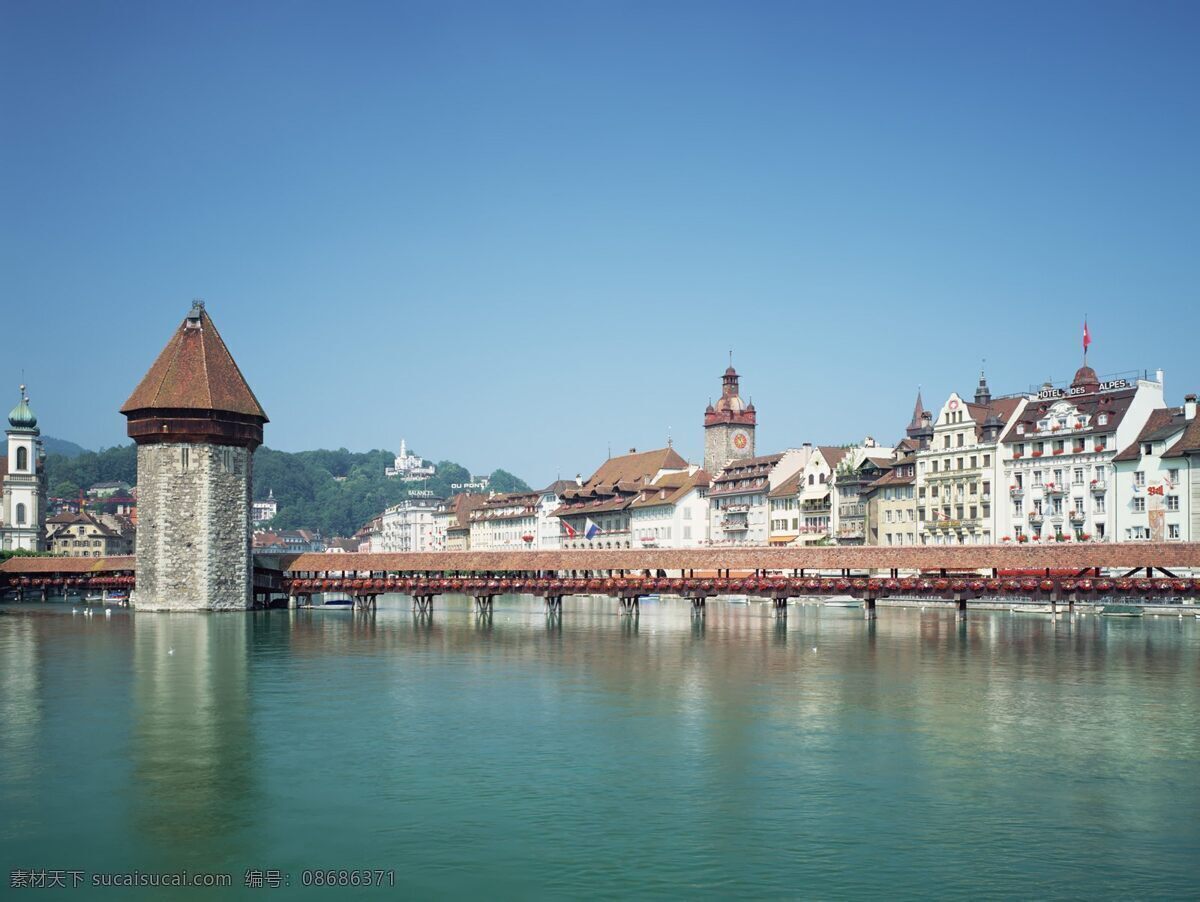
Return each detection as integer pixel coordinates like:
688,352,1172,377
0,435,88,458
42,436,88,458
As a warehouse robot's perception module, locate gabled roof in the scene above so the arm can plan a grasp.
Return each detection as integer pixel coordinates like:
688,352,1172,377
585,447,688,487
629,469,710,509
121,305,268,420
1113,407,1185,461
1164,414,1200,458
1002,388,1136,445
818,446,850,469
768,471,802,499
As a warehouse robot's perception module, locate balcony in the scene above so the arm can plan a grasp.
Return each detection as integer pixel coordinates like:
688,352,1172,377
1069,510,1086,524
1009,485,1024,498
980,493,992,504
1090,480,1107,494
1029,511,1044,524
720,520,749,531
1044,483,1065,497
723,504,750,514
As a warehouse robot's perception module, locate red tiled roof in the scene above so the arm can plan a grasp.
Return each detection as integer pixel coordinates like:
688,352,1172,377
0,555,135,573
1113,407,1185,462
121,306,268,420
275,543,1200,575
818,446,850,470
629,470,710,509
768,471,802,499
1165,414,1200,458
1002,388,1136,445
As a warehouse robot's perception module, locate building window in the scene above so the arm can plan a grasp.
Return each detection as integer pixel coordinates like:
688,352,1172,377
1142,442,1153,456
16,446,27,471
181,447,190,471
1095,495,1105,513
1073,468,1084,485
1133,497,1146,512
1168,523,1181,539
1134,471,1145,488
1167,495,1180,511
1167,468,1180,484
16,503,26,525
1098,413,1108,426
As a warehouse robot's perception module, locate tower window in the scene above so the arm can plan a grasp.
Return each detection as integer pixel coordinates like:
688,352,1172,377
181,447,190,471
16,503,26,525
16,446,27,471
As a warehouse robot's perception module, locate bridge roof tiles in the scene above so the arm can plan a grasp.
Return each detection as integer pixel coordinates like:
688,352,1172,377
275,542,1200,574
0,555,135,573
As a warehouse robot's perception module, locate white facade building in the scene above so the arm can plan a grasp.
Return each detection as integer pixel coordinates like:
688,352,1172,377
252,489,278,525
998,366,1163,544
1111,394,1197,541
378,497,442,552
1,387,47,552
385,439,436,481
629,469,710,548
708,448,810,546
916,375,1025,545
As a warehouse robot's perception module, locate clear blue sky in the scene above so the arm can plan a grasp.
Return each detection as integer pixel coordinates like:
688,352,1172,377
3,1,1197,485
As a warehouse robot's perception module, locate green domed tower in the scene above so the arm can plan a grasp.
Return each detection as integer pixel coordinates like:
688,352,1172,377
2,385,47,552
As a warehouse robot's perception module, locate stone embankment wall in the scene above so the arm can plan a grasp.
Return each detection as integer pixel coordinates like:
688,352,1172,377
133,442,252,611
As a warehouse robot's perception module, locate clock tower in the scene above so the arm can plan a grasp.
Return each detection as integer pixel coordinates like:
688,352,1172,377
703,364,756,475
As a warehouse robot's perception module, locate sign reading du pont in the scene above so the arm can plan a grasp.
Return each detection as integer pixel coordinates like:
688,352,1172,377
1037,378,1131,400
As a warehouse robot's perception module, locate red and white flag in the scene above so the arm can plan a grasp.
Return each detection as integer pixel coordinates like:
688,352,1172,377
561,520,577,539
1083,318,1091,353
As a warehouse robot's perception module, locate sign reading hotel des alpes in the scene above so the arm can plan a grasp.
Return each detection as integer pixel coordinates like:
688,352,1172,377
1037,378,1130,400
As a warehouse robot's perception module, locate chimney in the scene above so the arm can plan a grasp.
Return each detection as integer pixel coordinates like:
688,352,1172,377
575,473,583,486
1186,394,1197,421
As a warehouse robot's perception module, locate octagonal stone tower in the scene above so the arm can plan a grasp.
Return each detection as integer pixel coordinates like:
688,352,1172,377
121,302,268,611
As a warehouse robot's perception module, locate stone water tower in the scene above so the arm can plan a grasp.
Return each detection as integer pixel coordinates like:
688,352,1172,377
120,302,268,610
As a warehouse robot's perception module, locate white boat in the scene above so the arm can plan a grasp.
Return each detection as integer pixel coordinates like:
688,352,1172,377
823,596,860,608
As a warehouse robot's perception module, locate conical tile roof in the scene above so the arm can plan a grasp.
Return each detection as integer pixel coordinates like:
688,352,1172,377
121,304,267,421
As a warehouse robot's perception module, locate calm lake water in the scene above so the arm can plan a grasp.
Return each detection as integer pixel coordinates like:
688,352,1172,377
2,596,1198,899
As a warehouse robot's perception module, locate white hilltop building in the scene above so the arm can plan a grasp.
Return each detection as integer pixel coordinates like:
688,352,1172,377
385,438,436,482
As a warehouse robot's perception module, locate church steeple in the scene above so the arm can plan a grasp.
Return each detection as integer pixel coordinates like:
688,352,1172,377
906,388,928,439
974,368,992,406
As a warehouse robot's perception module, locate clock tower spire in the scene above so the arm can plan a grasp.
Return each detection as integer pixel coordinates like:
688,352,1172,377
703,361,756,475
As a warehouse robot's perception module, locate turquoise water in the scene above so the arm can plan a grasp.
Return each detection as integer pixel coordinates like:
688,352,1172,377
1,596,1198,899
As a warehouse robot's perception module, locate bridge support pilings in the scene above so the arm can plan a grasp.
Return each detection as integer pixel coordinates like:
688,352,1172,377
956,596,967,620
865,597,878,620
773,597,788,617
412,594,435,615
618,595,640,616
690,596,706,616
353,595,377,612
474,595,494,614
544,595,563,613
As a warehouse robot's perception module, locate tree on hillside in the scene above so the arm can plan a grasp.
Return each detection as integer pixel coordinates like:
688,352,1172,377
488,469,532,493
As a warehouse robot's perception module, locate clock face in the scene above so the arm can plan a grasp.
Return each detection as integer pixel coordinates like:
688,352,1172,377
733,432,749,450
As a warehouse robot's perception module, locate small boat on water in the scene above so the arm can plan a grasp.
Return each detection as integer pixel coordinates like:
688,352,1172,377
1012,604,1055,614
823,596,860,608
1101,604,1144,617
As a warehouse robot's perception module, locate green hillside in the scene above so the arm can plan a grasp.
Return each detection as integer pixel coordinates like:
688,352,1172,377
42,444,530,538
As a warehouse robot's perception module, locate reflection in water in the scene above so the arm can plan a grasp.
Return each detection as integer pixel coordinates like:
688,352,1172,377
131,614,255,871
0,596,1198,898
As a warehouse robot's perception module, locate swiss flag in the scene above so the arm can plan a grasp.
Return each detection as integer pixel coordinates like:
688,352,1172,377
1083,319,1092,353
562,520,577,539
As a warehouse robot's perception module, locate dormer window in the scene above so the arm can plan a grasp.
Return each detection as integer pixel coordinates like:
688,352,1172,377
1097,413,1109,426
1017,424,1025,435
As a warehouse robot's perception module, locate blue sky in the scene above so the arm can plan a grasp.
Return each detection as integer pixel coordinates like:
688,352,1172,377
2,1,1197,485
